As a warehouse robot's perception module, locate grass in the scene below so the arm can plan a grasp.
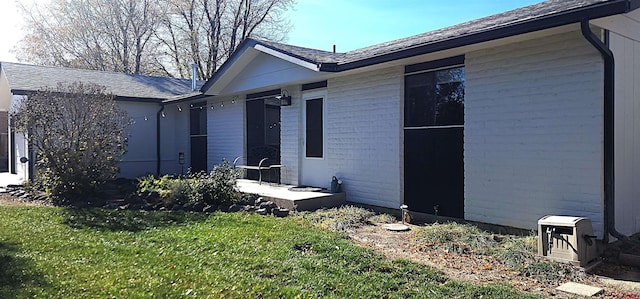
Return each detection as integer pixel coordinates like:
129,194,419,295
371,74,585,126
414,222,586,285
295,205,396,231
0,206,540,298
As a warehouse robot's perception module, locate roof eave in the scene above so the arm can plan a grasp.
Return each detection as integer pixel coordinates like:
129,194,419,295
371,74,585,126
332,0,636,72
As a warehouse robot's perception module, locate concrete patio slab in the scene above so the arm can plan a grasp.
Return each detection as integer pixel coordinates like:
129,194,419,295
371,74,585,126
556,282,603,297
236,179,346,211
0,173,25,188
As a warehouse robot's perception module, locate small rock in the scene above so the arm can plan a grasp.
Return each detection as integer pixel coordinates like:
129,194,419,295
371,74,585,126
273,208,289,217
171,204,183,211
183,202,195,211
259,201,276,212
193,202,205,212
203,205,216,213
145,191,161,202
228,204,242,212
118,204,130,210
255,208,268,215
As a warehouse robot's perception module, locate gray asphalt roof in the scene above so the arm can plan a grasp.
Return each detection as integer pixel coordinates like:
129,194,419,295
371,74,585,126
250,0,609,66
0,62,204,100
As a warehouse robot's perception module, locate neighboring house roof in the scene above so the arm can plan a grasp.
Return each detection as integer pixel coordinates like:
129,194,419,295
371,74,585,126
0,62,204,101
202,0,640,92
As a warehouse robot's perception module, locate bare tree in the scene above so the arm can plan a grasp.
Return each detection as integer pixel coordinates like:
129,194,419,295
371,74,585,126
10,82,133,198
17,0,161,74
16,0,294,79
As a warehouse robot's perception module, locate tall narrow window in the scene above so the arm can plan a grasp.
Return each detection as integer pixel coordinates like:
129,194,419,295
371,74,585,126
306,98,323,158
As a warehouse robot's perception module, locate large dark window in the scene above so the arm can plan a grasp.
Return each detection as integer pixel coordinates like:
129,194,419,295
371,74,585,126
404,64,465,218
405,67,464,127
306,98,323,158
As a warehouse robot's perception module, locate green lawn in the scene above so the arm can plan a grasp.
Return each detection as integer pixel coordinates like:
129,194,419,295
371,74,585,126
0,207,539,298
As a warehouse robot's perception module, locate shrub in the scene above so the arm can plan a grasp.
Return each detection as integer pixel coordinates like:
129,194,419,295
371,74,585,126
10,82,132,198
136,160,242,206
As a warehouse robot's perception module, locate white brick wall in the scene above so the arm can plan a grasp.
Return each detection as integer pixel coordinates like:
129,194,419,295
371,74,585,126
280,87,301,186
324,67,403,208
465,30,605,236
208,97,244,169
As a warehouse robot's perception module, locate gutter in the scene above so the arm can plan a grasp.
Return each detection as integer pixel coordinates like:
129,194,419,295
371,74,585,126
156,103,165,176
580,19,627,243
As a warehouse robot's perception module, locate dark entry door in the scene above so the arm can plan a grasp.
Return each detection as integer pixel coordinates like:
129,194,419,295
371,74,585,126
404,66,465,218
246,99,281,182
190,102,207,173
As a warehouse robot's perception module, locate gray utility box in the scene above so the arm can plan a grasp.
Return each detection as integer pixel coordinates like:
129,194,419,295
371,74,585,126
537,215,598,267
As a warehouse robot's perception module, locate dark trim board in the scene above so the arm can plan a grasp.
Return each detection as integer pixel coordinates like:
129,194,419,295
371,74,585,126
405,56,465,73
301,81,328,91
247,89,281,100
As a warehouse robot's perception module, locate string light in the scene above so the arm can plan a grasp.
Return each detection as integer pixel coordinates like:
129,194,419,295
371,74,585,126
220,101,224,108
177,105,182,112
161,111,165,118
144,116,148,121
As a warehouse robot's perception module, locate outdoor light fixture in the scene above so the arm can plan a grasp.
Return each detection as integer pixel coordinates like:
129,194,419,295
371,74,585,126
275,89,292,106
177,105,182,112
220,101,224,108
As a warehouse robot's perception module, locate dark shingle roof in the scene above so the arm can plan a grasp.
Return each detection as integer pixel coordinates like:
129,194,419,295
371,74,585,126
341,0,609,64
247,0,634,71
254,39,346,64
0,62,203,99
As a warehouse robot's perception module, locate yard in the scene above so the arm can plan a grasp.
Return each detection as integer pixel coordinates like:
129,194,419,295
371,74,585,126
1,198,638,298
0,204,538,298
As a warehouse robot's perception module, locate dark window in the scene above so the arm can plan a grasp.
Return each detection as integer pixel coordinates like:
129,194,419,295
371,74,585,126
405,67,464,127
306,98,323,158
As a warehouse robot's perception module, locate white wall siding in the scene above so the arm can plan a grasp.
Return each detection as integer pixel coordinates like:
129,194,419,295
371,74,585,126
325,67,403,208
280,88,301,185
610,31,640,236
160,103,190,175
117,101,160,178
208,97,244,169
465,30,605,236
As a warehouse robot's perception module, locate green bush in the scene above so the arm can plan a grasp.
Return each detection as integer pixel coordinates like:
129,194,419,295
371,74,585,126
136,160,242,206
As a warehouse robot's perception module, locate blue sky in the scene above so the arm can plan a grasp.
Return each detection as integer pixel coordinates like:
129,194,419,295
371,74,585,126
284,0,543,52
0,0,543,62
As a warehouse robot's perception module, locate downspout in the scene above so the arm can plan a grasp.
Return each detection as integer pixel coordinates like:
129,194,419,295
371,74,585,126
580,19,627,243
156,103,165,176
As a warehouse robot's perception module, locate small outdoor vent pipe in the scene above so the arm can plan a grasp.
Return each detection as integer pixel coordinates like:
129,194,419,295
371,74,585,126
191,63,198,91
156,103,165,176
580,19,628,243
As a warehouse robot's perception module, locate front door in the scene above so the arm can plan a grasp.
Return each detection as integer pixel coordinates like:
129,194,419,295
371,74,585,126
404,66,465,218
246,98,281,182
301,90,329,188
